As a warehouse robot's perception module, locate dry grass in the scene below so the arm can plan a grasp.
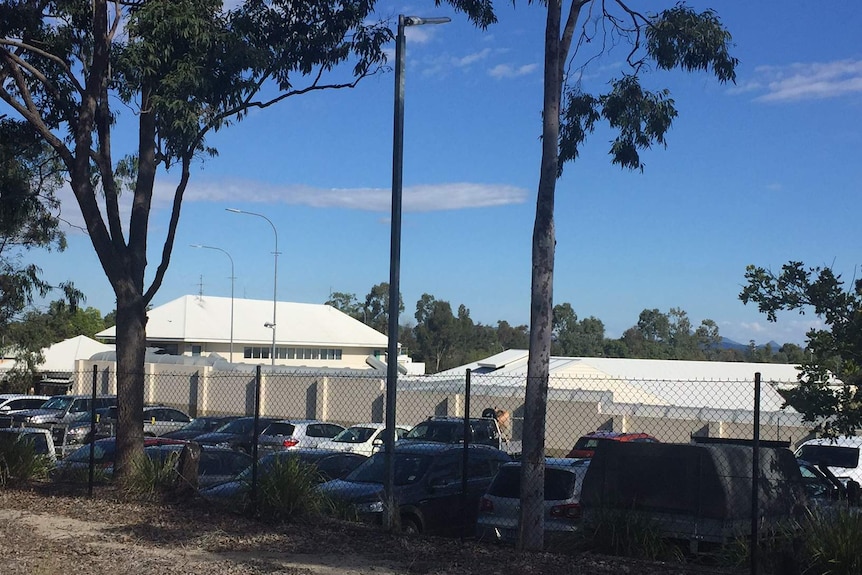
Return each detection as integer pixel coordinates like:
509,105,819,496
0,483,734,575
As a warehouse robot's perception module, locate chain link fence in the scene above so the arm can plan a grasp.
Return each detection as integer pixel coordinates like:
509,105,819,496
5,362,856,567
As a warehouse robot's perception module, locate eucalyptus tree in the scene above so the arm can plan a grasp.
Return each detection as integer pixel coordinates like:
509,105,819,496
0,0,494,477
741,262,862,435
519,2,737,550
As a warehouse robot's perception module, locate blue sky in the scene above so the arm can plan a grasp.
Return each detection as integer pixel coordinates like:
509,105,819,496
26,1,862,347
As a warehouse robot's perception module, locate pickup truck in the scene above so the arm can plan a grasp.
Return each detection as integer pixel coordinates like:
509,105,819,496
402,416,522,456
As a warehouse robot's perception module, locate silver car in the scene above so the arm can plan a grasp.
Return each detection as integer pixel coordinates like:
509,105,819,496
476,457,590,543
257,419,345,455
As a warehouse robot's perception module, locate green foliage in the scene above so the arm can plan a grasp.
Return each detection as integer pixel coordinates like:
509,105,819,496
120,451,180,501
578,509,684,561
722,509,862,575
0,434,54,487
740,262,862,435
552,303,605,356
557,5,737,174
0,119,72,331
255,456,332,523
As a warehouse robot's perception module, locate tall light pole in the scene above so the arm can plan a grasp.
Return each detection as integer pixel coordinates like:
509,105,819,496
226,208,279,367
190,244,235,363
384,14,450,532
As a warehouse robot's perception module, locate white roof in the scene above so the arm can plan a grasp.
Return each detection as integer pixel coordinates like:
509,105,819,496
41,335,114,372
96,295,388,348
436,350,801,413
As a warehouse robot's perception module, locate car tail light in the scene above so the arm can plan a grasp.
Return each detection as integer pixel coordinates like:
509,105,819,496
282,438,299,448
549,503,580,520
479,497,494,513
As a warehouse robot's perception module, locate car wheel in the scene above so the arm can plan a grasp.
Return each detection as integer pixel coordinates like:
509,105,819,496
400,516,420,535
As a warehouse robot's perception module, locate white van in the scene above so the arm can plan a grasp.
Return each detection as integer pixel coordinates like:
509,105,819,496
795,436,862,486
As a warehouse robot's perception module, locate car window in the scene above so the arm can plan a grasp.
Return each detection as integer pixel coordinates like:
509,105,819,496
262,422,296,436
488,466,576,500
7,398,46,410
427,455,461,484
218,419,255,434
69,399,91,413
396,428,408,440
164,409,189,422
796,444,860,468
306,424,329,438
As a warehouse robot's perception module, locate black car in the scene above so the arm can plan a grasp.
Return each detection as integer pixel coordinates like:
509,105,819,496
161,416,240,441
318,442,511,536
193,417,280,453
144,443,253,488
402,416,503,449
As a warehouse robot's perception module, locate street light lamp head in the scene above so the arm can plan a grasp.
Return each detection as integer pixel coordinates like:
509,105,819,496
404,16,451,26
264,322,275,328
225,208,243,214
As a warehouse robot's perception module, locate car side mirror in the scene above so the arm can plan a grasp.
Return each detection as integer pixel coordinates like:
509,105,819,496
372,438,383,446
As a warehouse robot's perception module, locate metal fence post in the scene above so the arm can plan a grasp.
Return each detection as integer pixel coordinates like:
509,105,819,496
751,371,761,575
461,369,472,541
88,364,97,497
250,365,262,516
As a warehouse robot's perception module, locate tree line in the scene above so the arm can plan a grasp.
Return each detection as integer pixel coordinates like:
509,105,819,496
327,284,809,374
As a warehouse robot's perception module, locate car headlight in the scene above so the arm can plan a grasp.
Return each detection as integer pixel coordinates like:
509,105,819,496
355,501,384,514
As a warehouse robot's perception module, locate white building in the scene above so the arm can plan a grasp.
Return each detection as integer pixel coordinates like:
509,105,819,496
95,295,409,371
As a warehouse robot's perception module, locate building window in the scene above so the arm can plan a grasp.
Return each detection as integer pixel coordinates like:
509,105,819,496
191,345,202,356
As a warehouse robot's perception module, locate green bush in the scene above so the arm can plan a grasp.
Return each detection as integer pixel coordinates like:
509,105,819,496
0,435,54,487
120,450,180,500
722,508,862,575
577,509,684,561
254,457,331,523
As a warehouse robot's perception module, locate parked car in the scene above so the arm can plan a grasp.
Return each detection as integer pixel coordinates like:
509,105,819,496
477,457,590,543
402,416,521,455
95,405,193,437
0,427,57,464
0,394,50,414
319,441,511,536
565,431,659,458
194,417,280,453
316,423,410,457
54,436,187,477
256,419,345,455
143,443,253,488
794,436,862,487
3,394,117,427
161,416,240,440
201,448,367,504
579,441,806,552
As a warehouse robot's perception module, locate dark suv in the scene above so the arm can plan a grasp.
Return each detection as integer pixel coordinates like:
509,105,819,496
402,416,503,449
319,441,511,536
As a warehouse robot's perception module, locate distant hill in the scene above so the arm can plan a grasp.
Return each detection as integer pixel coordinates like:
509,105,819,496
719,337,783,352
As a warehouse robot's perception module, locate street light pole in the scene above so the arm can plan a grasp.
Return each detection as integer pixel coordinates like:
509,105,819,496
190,244,235,363
226,208,279,367
384,14,450,533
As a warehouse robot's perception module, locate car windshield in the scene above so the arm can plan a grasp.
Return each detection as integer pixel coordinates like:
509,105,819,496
40,397,72,411
215,419,253,435
345,453,432,485
574,437,608,450
331,426,377,444
796,444,860,469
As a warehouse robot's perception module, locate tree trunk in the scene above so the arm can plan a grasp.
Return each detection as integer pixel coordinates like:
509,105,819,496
112,281,146,478
519,0,562,553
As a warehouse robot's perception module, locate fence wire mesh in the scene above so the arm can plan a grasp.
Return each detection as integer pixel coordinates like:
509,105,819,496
5,364,855,561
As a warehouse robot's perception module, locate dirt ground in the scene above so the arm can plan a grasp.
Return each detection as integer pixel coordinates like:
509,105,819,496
0,485,733,575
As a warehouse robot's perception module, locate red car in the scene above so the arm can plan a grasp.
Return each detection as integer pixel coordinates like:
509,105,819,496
565,431,659,458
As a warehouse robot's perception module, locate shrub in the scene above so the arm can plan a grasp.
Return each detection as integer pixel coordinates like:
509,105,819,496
120,450,180,501
0,435,54,487
254,457,331,523
577,509,684,561
800,507,862,575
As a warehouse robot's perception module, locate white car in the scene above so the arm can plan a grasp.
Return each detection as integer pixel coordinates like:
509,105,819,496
316,423,410,457
795,436,862,487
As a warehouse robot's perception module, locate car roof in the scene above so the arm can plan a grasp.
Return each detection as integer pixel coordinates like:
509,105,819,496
800,436,862,447
582,431,651,439
393,441,505,455
500,457,589,469
0,394,49,400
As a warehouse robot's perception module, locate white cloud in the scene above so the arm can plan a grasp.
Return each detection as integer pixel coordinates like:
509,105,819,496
740,59,862,102
488,63,538,79
454,48,491,68
183,180,528,212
